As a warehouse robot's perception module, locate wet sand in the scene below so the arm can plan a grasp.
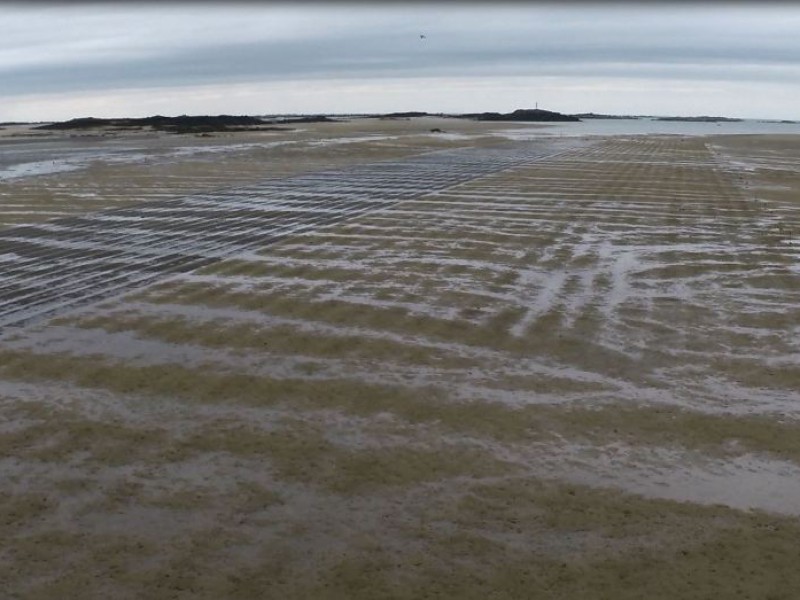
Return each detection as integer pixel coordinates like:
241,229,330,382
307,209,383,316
0,118,549,229
1,121,799,598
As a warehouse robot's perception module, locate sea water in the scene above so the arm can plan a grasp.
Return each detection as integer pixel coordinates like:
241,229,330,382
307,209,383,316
500,117,800,139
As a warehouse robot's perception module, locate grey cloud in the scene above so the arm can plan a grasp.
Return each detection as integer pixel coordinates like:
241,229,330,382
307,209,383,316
3,29,800,98
3,4,800,119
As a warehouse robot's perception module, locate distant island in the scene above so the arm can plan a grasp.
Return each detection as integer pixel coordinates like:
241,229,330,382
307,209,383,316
35,115,289,134
655,116,743,123
571,112,640,120
460,109,580,122
371,111,432,119
32,110,581,132
29,111,800,136
365,110,580,122
266,115,341,124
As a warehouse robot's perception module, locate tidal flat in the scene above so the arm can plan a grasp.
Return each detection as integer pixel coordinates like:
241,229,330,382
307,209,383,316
1,118,799,598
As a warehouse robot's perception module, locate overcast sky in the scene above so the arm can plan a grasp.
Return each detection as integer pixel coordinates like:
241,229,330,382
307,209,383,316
3,2,800,121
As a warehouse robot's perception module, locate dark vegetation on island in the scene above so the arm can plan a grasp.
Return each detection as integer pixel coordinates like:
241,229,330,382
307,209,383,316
460,108,581,122
353,109,581,122
370,111,432,119
266,115,341,124
34,115,292,134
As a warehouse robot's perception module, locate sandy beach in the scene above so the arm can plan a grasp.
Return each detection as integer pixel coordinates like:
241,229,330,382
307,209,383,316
1,118,799,598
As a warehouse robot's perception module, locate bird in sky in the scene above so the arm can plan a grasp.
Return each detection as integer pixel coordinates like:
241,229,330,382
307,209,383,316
420,34,426,39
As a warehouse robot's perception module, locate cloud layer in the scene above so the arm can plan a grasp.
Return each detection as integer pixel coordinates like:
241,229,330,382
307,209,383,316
3,3,800,120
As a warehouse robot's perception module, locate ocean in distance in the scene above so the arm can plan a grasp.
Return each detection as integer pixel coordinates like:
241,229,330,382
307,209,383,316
505,117,800,138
